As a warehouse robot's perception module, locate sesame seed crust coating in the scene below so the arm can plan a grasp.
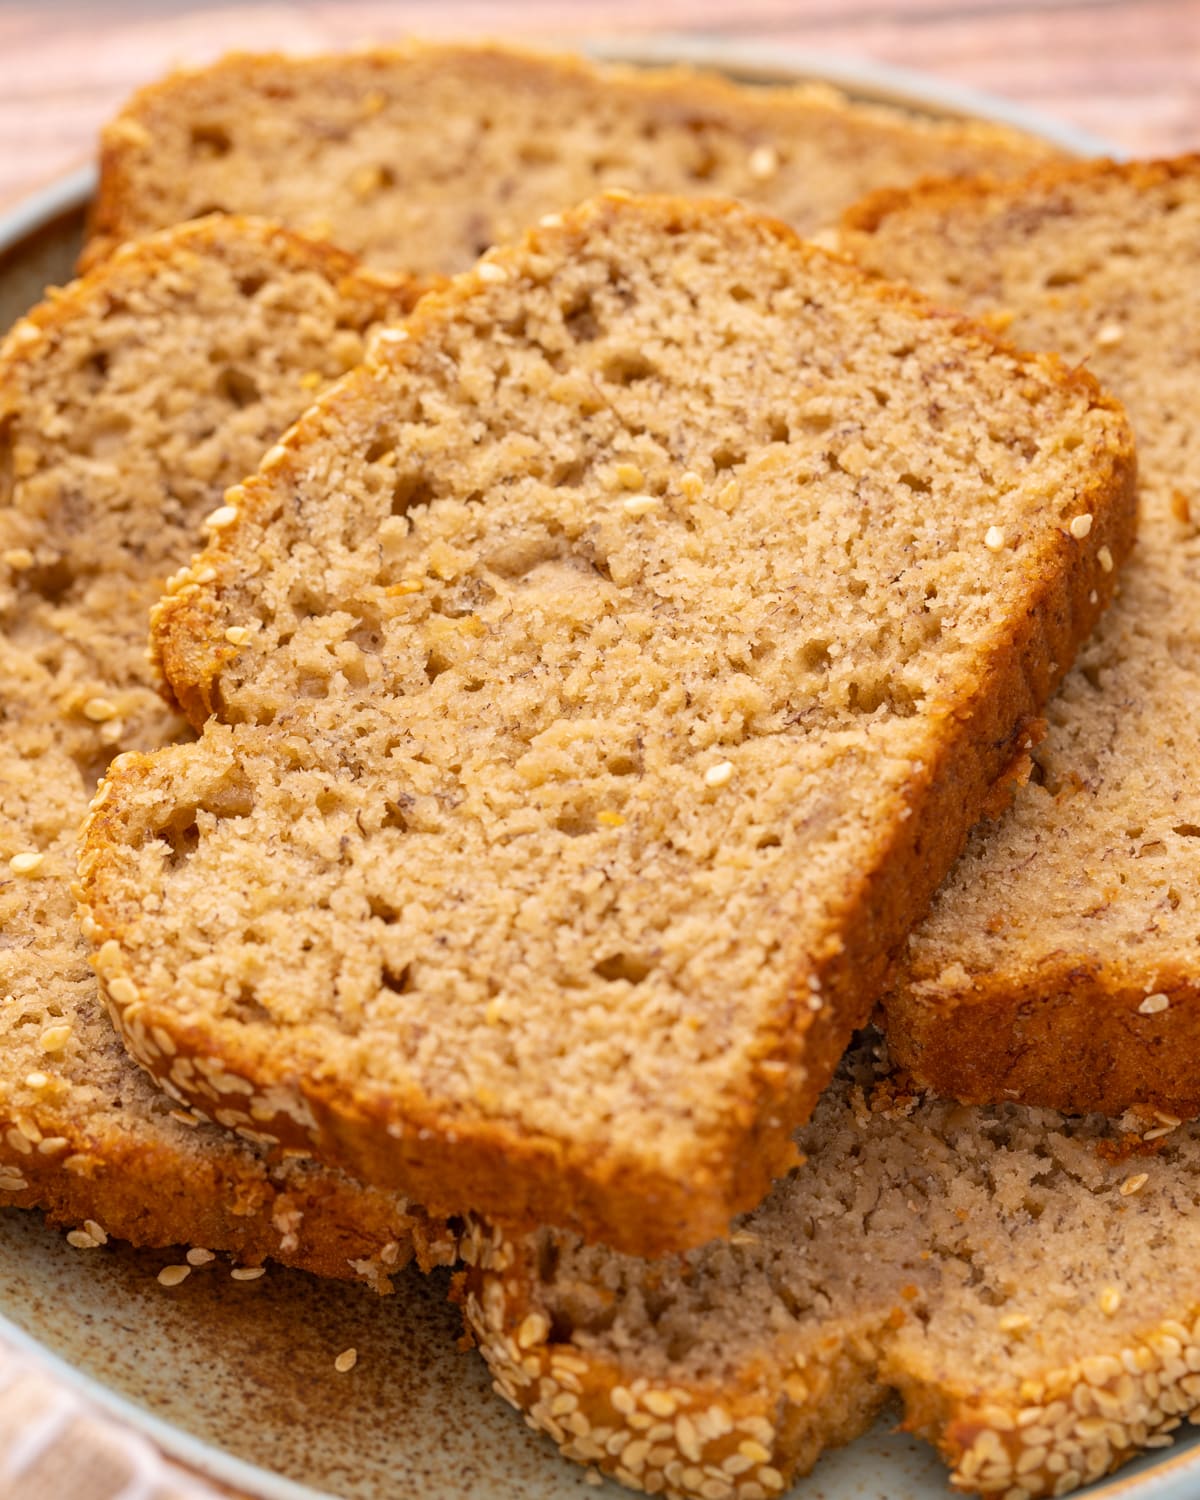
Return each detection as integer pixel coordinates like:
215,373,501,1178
0,213,450,1281
459,1043,1200,1500
82,41,1057,279
840,154,1200,1117
83,194,1133,1255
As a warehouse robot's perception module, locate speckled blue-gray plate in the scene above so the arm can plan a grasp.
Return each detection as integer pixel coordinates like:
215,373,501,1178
2,38,1197,1500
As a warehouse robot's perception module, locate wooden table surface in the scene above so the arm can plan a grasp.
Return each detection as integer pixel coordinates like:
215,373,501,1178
2,0,1199,213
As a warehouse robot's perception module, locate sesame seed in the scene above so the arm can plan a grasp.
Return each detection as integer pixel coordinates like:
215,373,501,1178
157,1264,191,1287
224,626,250,645
1139,993,1170,1015
1143,1124,1176,1141
386,579,425,596
24,1072,48,1090
83,1220,107,1244
204,504,239,531
9,852,44,875
704,761,735,788
985,525,1007,551
106,976,138,1006
622,493,659,518
66,1230,98,1250
186,1247,215,1266
1100,1287,1123,1316
615,463,645,489
39,1025,71,1053
1098,545,1114,573
375,328,409,344
679,471,704,501
300,371,323,389
539,213,564,229
1000,1313,1033,1334
3,548,34,569
334,1347,358,1373
477,261,508,284
231,1266,266,1281
517,1312,550,1348
596,811,626,828
1069,513,1094,540
643,1391,676,1417
1095,323,1124,347
738,1439,771,1463
748,145,779,180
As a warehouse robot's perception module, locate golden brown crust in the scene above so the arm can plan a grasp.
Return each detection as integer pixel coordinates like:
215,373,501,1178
84,194,1136,1256
461,1226,1200,1500
840,150,1200,239
455,1224,890,1498
840,152,1200,1120
0,214,451,1283
881,966,1200,1117
0,1105,455,1285
81,40,1058,276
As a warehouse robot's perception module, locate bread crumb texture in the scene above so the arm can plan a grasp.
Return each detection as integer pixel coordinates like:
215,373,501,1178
0,214,453,1281
841,155,1200,1115
460,1038,1200,1500
82,195,1134,1255
83,41,1057,276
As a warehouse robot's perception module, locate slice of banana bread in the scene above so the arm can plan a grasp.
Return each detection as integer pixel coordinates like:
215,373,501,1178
0,215,455,1281
79,194,1134,1256
840,155,1200,1116
81,41,1059,278
461,1036,1200,1500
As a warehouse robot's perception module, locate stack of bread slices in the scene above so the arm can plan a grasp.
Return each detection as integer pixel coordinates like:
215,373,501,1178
3,39,1198,1500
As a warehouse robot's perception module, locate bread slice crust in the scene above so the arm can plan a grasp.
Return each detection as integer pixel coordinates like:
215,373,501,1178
458,1042,1200,1500
840,154,1200,1115
0,214,453,1280
80,194,1135,1256
81,40,1058,277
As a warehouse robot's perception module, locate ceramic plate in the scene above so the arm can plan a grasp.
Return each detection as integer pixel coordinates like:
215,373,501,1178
1,35,1194,1500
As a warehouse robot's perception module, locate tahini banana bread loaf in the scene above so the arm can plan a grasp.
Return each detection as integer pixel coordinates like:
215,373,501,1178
0,215,453,1281
461,1037,1200,1500
79,194,1134,1255
82,41,1059,277
840,155,1200,1115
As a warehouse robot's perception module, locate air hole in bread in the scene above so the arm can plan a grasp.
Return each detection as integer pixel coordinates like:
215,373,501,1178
563,295,599,343
230,984,270,1024
215,366,261,409
424,649,450,682
601,349,657,386
78,350,110,387
900,472,931,493
1044,268,1081,288
1173,824,1200,838
23,556,75,606
368,892,402,921
158,818,200,869
189,123,233,158
379,801,410,834
0,418,15,507
767,413,789,442
594,953,651,985
391,471,434,515
381,964,413,995
712,444,744,472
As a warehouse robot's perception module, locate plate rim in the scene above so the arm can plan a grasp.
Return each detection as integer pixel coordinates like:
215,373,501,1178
0,33,1184,1500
